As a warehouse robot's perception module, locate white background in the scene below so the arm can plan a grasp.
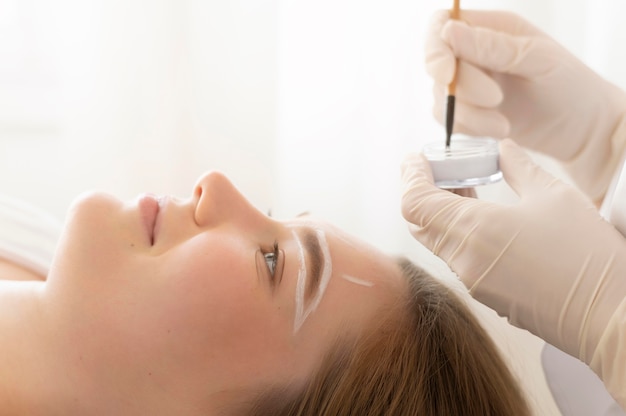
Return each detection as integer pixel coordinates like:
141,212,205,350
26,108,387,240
2,0,625,258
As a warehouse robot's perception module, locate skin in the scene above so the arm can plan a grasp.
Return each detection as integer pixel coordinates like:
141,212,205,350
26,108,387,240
0,171,406,415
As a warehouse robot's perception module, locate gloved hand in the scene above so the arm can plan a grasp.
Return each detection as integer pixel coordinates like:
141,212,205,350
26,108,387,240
426,9,626,202
401,139,626,370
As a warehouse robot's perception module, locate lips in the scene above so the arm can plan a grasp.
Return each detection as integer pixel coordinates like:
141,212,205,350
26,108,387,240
138,194,160,245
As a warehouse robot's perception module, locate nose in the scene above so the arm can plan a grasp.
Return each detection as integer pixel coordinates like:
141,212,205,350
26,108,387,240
193,171,268,228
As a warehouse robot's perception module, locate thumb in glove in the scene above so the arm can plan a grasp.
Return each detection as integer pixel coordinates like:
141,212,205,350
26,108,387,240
402,139,626,365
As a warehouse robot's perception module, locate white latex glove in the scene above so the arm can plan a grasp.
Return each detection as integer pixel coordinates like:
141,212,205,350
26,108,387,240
426,9,626,203
401,139,626,373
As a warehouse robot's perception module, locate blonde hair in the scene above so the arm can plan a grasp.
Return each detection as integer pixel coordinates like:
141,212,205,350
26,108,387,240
249,257,531,416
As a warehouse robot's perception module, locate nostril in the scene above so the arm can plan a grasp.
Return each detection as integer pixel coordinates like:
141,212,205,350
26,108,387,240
192,186,204,226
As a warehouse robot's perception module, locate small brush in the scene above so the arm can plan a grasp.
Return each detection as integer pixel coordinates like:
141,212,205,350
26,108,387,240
445,0,461,149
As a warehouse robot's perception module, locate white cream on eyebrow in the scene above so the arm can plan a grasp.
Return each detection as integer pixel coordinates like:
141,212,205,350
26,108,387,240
292,227,333,333
292,229,307,333
341,274,374,287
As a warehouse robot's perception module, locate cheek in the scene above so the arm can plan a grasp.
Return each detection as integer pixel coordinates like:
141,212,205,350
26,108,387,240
155,247,302,384
157,241,292,359
157,241,302,385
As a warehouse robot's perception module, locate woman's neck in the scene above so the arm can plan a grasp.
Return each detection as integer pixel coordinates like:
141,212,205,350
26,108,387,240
0,258,59,414
0,280,97,415
0,280,51,414
0,279,174,415
0,260,186,414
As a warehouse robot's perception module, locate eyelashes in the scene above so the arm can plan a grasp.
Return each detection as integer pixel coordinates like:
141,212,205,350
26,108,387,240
263,210,281,284
264,241,279,277
258,240,283,290
261,208,289,289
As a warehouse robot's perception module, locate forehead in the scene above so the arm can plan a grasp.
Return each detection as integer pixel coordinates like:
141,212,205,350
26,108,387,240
282,217,406,353
285,217,403,288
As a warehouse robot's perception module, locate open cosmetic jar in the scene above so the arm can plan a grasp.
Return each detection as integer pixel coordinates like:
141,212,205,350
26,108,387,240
423,136,503,189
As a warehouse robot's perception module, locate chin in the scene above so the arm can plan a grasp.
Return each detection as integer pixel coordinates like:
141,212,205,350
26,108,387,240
61,191,122,249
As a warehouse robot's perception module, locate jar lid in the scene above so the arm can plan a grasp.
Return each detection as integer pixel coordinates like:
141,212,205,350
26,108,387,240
422,136,502,188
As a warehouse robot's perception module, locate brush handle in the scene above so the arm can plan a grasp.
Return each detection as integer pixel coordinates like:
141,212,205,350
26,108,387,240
448,0,460,95
451,0,460,19
445,0,461,147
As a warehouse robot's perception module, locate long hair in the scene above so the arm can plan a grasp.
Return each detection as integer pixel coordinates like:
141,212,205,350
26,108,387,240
249,257,531,415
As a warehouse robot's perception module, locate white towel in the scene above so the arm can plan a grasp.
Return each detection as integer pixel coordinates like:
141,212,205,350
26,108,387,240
0,194,62,276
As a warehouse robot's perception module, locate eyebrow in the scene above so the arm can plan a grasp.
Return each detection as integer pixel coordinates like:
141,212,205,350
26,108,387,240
292,225,333,333
301,228,323,303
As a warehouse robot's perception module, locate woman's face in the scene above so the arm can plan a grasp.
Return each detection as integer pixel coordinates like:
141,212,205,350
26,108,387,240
47,171,405,409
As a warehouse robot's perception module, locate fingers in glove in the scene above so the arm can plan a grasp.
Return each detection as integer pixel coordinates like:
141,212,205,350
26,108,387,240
424,9,455,85
498,139,560,197
402,155,484,261
442,18,556,77
401,153,467,227
455,10,544,36
401,153,490,259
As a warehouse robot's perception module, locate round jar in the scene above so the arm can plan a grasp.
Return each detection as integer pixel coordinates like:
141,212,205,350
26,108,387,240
423,136,503,188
